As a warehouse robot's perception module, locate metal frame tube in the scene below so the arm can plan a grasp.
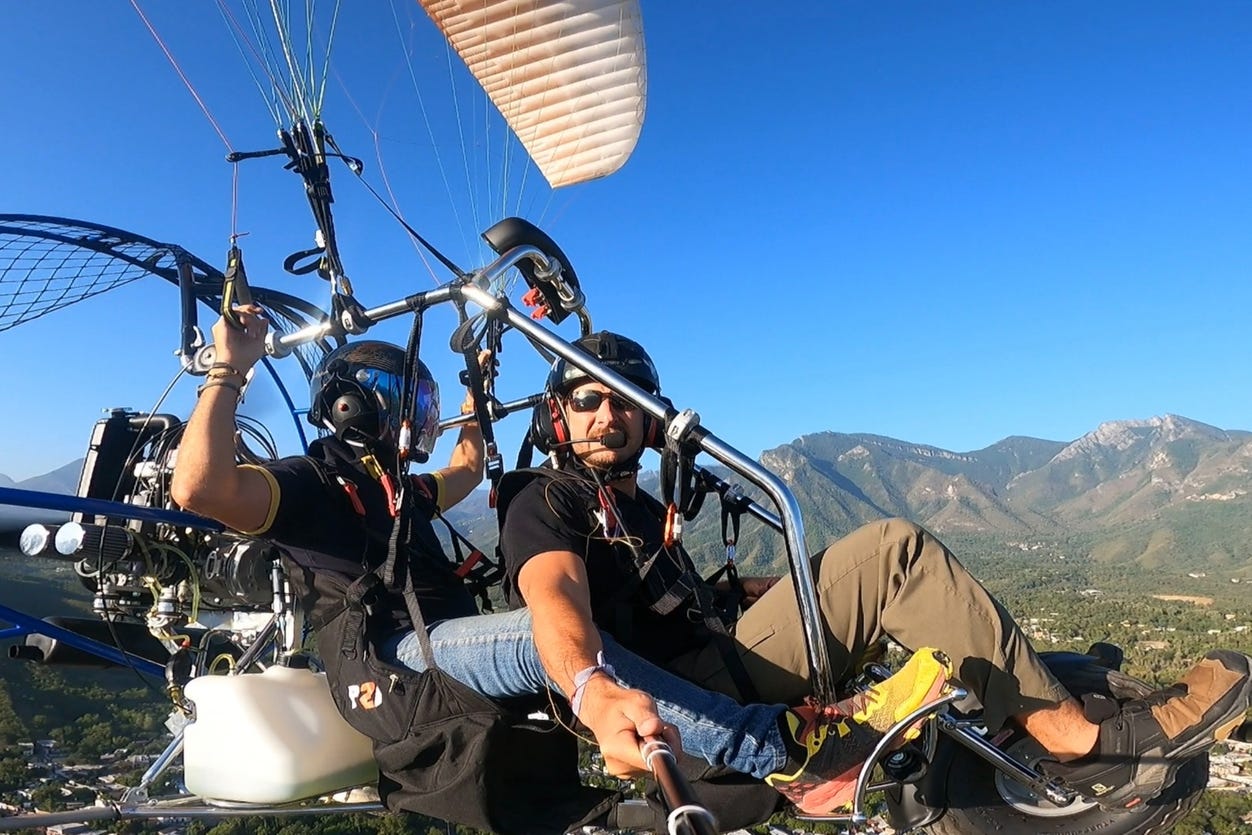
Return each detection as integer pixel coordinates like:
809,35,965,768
936,715,1078,806
0,487,222,532
0,603,165,677
125,732,185,802
695,468,783,533
437,393,545,433
266,244,551,357
268,284,459,356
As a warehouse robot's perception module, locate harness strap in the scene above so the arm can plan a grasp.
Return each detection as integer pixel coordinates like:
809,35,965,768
413,475,504,613
454,305,506,500
452,550,483,578
385,485,436,669
711,631,760,704
721,499,742,562
648,571,698,617
705,493,746,613
336,475,366,515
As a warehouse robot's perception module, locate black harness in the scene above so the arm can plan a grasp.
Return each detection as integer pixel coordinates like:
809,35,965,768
301,450,501,618
496,467,760,703
298,454,617,833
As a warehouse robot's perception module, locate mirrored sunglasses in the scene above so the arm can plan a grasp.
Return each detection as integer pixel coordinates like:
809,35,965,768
566,389,637,414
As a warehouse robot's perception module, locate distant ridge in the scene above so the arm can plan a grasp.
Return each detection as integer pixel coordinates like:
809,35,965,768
0,458,83,533
411,413,1252,582
744,414,1252,576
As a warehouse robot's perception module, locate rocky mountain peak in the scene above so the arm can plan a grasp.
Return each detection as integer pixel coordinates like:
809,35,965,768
1052,414,1230,464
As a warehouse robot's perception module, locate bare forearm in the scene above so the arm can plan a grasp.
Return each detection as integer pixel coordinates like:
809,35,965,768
169,306,271,529
517,551,671,777
449,421,484,481
171,385,243,511
439,349,491,505
528,575,604,697
438,422,484,508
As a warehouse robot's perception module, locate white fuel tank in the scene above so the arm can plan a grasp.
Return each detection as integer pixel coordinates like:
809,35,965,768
183,662,378,804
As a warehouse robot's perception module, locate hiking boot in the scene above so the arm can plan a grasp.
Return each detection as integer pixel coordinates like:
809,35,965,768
1042,649,1252,810
766,648,951,814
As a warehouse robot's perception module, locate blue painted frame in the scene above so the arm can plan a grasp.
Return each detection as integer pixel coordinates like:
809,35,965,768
0,486,224,679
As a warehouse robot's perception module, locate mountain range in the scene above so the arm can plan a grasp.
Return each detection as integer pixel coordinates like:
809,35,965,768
721,414,1252,578
5,415,1252,580
445,414,1252,586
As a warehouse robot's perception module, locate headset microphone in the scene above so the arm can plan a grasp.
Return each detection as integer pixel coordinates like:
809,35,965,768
556,430,627,449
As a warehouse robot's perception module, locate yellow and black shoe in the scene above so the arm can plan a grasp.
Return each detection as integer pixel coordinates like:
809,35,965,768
765,648,951,814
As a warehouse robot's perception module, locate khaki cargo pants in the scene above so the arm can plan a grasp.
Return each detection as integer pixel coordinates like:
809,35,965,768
667,518,1071,731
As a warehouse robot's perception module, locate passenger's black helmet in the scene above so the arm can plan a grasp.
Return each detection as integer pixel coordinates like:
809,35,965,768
308,341,440,459
545,331,661,396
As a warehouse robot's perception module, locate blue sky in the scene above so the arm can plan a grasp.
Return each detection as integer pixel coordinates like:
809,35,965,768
2,2,1251,482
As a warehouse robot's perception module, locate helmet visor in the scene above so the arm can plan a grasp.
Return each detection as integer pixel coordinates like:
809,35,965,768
349,366,441,458
411,374,440,460
351,366,403,431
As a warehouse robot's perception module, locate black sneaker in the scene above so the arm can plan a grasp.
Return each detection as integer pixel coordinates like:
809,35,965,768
1042,649,1252,809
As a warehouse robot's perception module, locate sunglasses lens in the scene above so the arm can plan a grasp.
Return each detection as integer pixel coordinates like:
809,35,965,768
568,391,636,413
569,391,604,412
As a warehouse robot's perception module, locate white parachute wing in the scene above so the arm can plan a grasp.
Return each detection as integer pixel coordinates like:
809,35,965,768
417,0,647,189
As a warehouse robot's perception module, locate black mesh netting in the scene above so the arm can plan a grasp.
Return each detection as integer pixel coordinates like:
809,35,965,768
0,214,331,379
0,215,178,332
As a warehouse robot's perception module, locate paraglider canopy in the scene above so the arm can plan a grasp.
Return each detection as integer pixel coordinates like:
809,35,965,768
419,0,647,188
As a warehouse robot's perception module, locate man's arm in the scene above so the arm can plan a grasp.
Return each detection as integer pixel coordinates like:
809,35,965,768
518,550,674,778
434,420,483,510
434,352,491,510
170,306,275,533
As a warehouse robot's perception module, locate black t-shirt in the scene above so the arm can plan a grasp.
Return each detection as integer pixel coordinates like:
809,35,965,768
499,474,709,664
245,437,477,632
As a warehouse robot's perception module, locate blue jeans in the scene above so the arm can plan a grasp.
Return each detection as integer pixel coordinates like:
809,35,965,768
380,608,788,779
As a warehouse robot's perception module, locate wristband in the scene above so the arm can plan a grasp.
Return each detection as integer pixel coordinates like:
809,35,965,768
569,651,615,717
196,378,243,400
